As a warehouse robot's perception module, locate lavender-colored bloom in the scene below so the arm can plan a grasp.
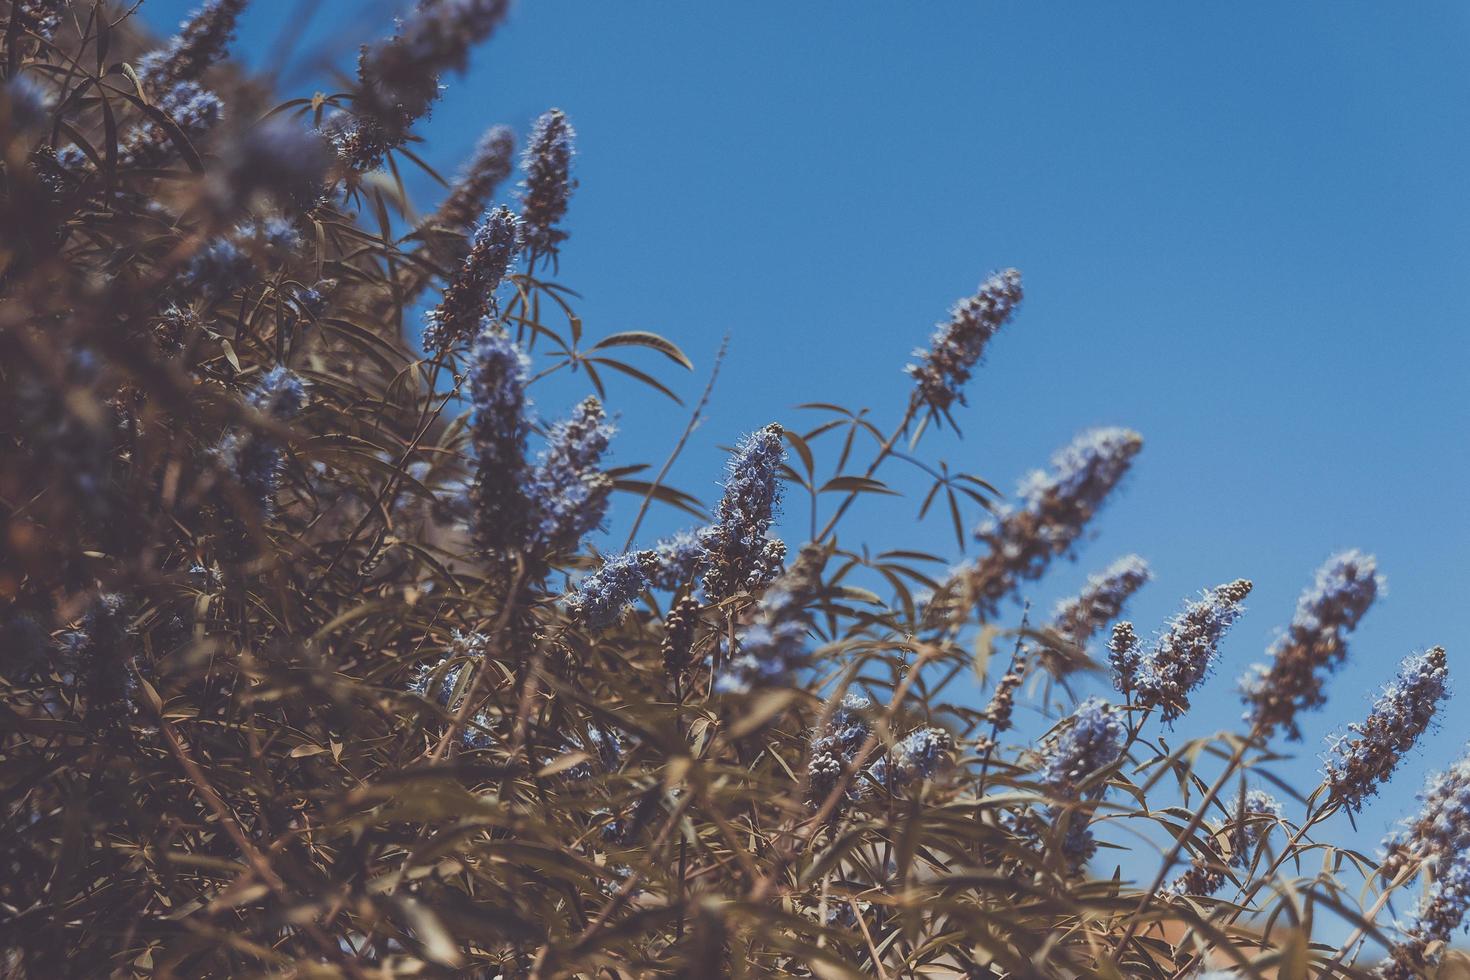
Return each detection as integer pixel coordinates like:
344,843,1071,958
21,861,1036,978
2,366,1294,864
423,206,520,352
808,693,874,806
181,237,254,300
1035,697,1124,870
427,125,516,243
408,630,488,708
238,215,301,254
215,367,306,517
468,324,531,555
1228,790,1282,868
1242,550,1384,740
1051,554,1152,648
1038,697,1125,796
524,396,615,552
13,1,64,40
1133,579,1252,724
137,0,248,92
1108,621,1142,696
341,0,510,170
955,428,1143,622
1325,647,1448,811
645,529,706,590
698,423,786,602
3,76,51,134
293,280,334,319
120,81,223,168
64,593,136,732
906,268,1023,413
565,552,650,629
867,727,953,793
715,546,825,695
518,109,576,261
1378,754,1470,978
215,116,332,210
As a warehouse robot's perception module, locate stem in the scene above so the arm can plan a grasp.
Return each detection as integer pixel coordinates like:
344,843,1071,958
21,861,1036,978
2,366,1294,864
1114,728,1259,957
813,399,918,544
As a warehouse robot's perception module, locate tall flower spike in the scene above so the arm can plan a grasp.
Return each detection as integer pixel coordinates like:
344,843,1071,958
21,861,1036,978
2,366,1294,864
1108,621,1142,696
519,109,576,261
1036,697,1125,869
468,324,531,555
564,551,651,629
956,427,1142,621
661,594,701,676
137,0,249,92
214,367,305,517
807,693,874,806
1133,579,1252,724
982,648,1028,736
906,268,1023,413
423,206,520,352
428,125,516,243
1051,555,1152,648
118,81,224,169
698,423,786,602
1377,750,1470,978
343,0,511,170
1242,550,1384,740
524,395,616,552
715,545,825,695
1325,647,1448,811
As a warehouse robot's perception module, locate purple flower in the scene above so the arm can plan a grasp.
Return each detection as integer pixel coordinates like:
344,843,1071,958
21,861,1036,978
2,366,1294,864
1108,621,1142,696
137,0,248,91
564,551,650,629
715,546,825,695
906,268,1023,413
428,125,516,244
1133,579,1252,724
423,206,520,352
807,693,874,806
954,428,1142,622
1039,697,1125,796
867,727,953,794
518,109,576,261
468,324,531,555
1325,647,1448,811
214,367,306,517
645,529,706,591
181,237,254,301
524,396,616,552
698,423,786,602
1051,554,1152,648
119,81,223,169
1242,550,1384,740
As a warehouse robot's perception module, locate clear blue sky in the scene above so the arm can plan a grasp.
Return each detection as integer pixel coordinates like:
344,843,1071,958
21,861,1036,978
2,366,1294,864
149,0,1470,938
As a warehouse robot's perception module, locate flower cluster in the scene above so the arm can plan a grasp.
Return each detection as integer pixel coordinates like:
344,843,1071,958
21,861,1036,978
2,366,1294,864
645,529,706,590
519,109,576,261
1036,697,1125,867
1241,550,1383,740
807,693,874,806
715,546,825,695
906,268,1023,413
1378,751,1470,978
1051,554,1152,648
468,325,531,555
660,594,701,676
981,648,1027,736
422,205,520,351
137,0,248,92
1108,621,1142,696
213,367,306,518
957,427,1142,621
697,423,786,602
428,125,516,243
524,396,616,553
868,727,954,794
124,80,225,169
564,551,651,629
338,0,511,170
1326,647,1448,811
1133,579,1252,724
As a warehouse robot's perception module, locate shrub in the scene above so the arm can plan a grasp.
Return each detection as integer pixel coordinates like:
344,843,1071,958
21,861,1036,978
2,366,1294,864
0,3,1460,977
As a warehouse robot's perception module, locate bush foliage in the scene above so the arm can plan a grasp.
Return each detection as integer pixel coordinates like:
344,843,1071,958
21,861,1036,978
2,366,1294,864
0,3,1463,977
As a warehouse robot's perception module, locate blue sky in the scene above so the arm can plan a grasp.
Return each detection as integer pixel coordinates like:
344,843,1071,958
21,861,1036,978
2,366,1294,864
149,0,1470,940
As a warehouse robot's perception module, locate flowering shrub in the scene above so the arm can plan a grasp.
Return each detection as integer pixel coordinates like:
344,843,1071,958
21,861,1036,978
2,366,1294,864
0,3,1463,977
